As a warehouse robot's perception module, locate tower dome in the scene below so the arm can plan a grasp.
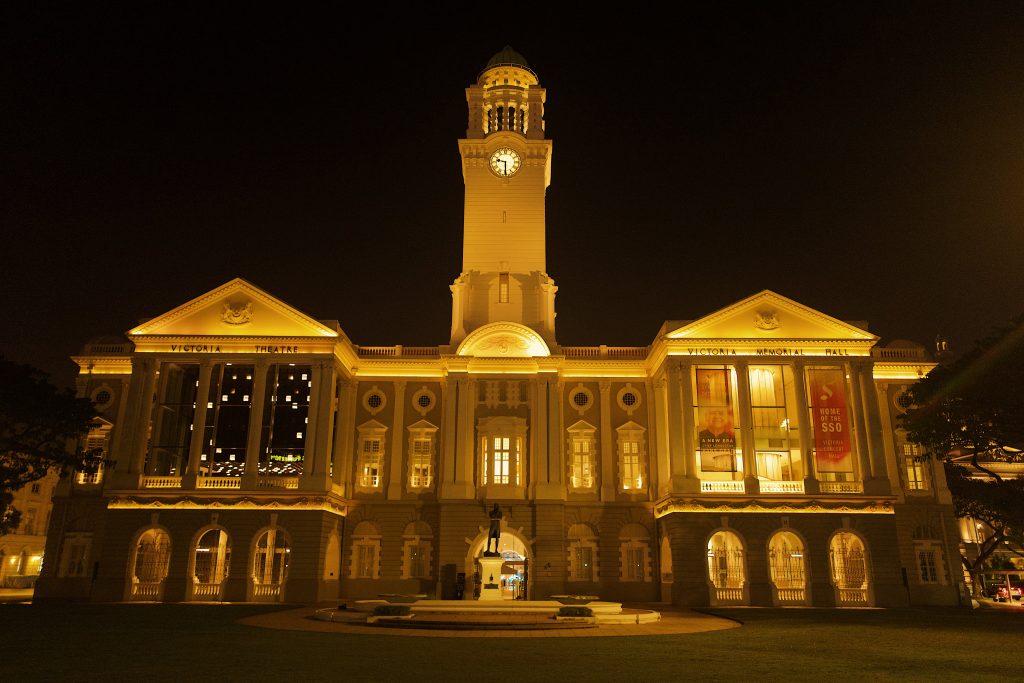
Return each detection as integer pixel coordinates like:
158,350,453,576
481,46,537,78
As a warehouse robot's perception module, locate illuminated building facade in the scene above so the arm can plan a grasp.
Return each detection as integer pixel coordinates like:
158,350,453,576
36,48,963,607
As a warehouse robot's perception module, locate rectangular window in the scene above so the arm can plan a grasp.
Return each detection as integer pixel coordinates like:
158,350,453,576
498,272,510,303
573,546,593,581
356,545,376,578
203,364,254,477
360,438,382,488
30,483,41,494
903,443,928,491
694,366,740,473
409,437,433,488
147,363,200,476
748,365,800,481
409,544,426,578
492,437,511,484
918,550,938,583
22,508,37,535
570,437,594,489
260,365,312,476
627,547,645,581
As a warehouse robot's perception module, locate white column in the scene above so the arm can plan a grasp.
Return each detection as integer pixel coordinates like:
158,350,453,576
735,360,759,493
792,362,818,494
652,374,671,498
128,357,158,476
666,363,685,491
679,361,697,482
331,379,357,495
240,359,269,488
387,380,407,499
847,362,872,485
183,359,214,488
858,360,890,494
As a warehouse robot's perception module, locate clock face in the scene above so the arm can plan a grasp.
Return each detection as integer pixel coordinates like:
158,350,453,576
489,148,521,177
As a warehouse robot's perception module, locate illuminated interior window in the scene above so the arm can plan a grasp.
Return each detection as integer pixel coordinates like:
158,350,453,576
693,365,742,476
748,365,801,482
202,364,255,477
478,417,526,488
902,442,929,491
146,363,199,477
128,528,171,600
566,421,597,491
407,423,437,490
259,364,312,477
498,272,510,303
617,424,646,491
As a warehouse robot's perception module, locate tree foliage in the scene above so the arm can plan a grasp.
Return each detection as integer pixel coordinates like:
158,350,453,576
902,315,1024,586
0,358,99,535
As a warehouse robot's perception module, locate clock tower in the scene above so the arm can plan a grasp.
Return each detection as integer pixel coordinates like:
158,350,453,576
450,47,557,348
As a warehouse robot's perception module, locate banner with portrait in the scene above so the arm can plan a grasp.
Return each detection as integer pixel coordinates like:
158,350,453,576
696,368,737,472
806,367,853,473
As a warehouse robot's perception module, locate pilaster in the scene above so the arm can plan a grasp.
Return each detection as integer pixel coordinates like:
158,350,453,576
387,380,408,499
599,380,615,501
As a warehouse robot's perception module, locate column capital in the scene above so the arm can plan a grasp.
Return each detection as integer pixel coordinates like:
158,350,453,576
598,379,611,394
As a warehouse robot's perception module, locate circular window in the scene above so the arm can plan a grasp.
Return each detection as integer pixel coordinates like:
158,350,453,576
617,385,643,414
568,385,593,413
572,391,590,408
90,386,114,409
895,391,914,411
411,387,436,415
362,388,387,414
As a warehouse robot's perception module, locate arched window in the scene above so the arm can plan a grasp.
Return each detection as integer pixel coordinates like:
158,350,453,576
250,528,290,602
830,531,871,606
190,528,231,600
768,530,808,605
707,530,747,605
618,523,652,583
128,528,171,601
402,521,433,580
567,523,598,582
350,521,382,580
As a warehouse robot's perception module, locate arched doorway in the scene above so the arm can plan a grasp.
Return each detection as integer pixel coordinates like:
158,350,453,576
466,530,530,600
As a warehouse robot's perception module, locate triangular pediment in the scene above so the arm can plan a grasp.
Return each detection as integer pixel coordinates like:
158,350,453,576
665,291,876,341
407,419,438,432
616,420,646,433
128,278,337,338
566,419,596,432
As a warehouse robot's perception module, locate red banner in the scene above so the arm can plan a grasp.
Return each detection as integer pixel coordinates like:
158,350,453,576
806,368,853,473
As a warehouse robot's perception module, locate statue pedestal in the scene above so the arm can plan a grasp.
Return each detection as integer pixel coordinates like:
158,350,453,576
477,556,505,601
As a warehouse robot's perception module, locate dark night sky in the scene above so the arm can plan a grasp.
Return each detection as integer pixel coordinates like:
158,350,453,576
3,4,1023,388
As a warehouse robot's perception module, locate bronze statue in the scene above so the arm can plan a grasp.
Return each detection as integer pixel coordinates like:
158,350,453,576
484,503,502,556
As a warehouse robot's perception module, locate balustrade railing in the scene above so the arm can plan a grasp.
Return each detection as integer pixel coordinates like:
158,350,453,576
130,580,163,600
760,480,805,494
701,480,747,493
820,481,864,494
775,587,807,605
192,582,223,599
837,587,869,606
197,476,241,489
142,476,182,489
252,583,282,601
711,586,745,604
257,476,299,489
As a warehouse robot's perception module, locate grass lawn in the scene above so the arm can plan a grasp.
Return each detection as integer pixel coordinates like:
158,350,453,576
0,604,1020,682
